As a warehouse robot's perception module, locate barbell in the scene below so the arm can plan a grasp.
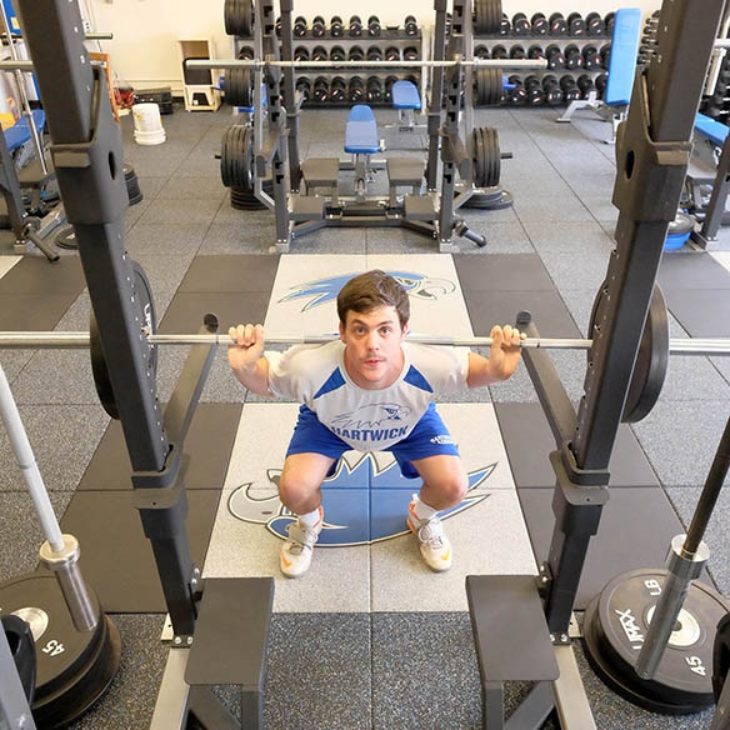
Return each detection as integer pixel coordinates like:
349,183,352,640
187,58,549,71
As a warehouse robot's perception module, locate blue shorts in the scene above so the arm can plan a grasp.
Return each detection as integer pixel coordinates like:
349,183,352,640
286,403,459,479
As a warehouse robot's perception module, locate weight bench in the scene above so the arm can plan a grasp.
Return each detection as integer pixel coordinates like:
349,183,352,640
344,104,381,201
384,80,427,150
557,7,641,143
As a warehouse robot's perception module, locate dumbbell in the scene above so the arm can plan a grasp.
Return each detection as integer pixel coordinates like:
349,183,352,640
586,12,605,36
367,76,383,102
296,76,311,101
368,15,381,37
313,76,329,102
330,46,346,62
524,75,546,105
595,73,608,99
330,16,344,37
546,44,565,70
582,45,602,70
349,46,365,62
567,12,586,36
475,45,490,59
404,46,419,61
491,45,509,60
500,14,511,35
577,74,596,98
384,75,398,102
294,46,310,62
404,15,418,36
507,75,528,105
349,76,365,102
367,46,383,62
531,13,549,35
349,15,363,36
549,12,568,35
275,18,282,37
564,44,584,70
542,75,564,105
312,46,328,62
560,75,582,102
512,13,531,35
385,46,401,61
510,45,526,60
600,43,611,69
405,73,418,86
312,15,326,37
238,46,254,60
604,12,615,35
528,44,545,60
330,76,347,103
293,16,308,37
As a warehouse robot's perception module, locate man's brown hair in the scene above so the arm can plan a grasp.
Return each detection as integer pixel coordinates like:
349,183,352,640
337,270,410,329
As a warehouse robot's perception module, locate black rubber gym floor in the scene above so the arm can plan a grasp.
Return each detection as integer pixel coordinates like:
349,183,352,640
0,104,728,728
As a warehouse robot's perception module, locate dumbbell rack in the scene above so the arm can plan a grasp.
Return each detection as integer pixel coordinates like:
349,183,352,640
473,14,613,106
233,23,426,107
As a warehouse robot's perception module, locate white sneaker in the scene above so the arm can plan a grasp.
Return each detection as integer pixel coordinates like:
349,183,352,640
406,499,453,572
279,507,324,578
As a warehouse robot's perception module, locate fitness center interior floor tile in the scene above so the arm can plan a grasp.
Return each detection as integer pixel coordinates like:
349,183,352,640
663,288,730,337
179,255,280,293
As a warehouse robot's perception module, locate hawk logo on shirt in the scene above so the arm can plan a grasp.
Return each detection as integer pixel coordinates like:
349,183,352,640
331,403,411,431
228,455,496,546
278,271,456,312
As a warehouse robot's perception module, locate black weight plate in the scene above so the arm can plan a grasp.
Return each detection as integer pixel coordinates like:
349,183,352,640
472,127,484,188
54,226,78,251
483,126,501,188
0,573,121,726
224,67,253,107
220,127,231,187
476,68,502,107
475,0,501,35
224,0,252,37
713,612,730,702
584,569,730,713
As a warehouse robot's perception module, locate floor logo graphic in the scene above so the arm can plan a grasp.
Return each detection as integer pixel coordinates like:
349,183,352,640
278,271,456,312
228,454,496,546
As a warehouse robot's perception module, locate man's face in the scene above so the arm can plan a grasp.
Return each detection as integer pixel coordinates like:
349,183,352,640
339,305,408,388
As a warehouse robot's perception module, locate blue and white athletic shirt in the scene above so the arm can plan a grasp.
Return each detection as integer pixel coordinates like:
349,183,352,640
267,340,470,452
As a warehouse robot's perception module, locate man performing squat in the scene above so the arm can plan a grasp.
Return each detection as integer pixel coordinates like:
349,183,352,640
228,270,522,578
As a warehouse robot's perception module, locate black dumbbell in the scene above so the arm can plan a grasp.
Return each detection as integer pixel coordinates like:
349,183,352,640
349,46,365,62
600,43,611,68
507,75,527,105
524,75,545,105
312,45,328,62
512,13,530,35
531,13,549,35
577,73,596,98
549,12,567,35
405,73,418,86
330,76,347,102
404,46,419,61
313,76,329,102
293,16,308,37
542,75,564,105
368,15,381,37
312,15,326,37
349,76,365,102
604,12,615,35
349,15,363,36
595,73,608,99
238,46,254,60
330,16,344,37
560,75,582,102
510,45,526,60
527,44,545,60
492,44,509,60
330,45,346,62
582,45,602,70
586,12,605,36
564,44,584,70
385,46,401,61
384,75,398,102
294,46,310,61
546,44,565,70
367,75,383,102
296,76,311,101
404,15,418,36
275,18,282,37
367,46,383,61
499,13,511,35
475,45,490,59
567,12,586,36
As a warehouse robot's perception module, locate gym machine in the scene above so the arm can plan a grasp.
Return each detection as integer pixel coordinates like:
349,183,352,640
465,0,729,727
10,1,273,727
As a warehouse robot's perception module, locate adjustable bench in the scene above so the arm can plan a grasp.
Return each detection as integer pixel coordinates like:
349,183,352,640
557,7,641,143
3,109,46,153
344,104,381,200
385,80,427,150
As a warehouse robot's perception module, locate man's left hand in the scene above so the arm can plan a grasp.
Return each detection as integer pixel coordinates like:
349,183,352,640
489,325,523,380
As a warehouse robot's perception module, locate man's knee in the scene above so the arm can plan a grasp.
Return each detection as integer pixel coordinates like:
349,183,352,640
431,470,468,506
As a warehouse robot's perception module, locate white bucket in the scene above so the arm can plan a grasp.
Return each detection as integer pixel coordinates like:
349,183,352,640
132,103,165,146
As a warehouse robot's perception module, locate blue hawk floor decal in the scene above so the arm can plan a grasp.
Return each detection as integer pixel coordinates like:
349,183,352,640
278,271,456,312
227,454,496,547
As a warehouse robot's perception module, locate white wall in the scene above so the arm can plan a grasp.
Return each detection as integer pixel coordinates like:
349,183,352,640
89,1,661,92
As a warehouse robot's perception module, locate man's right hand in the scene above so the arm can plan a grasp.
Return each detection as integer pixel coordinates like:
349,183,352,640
228,323,265,373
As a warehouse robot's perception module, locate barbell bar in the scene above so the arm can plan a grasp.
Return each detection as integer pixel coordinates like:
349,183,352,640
186,58,549,70
0,330,728,355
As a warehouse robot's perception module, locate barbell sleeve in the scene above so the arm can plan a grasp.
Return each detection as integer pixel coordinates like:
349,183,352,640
0,331,728,355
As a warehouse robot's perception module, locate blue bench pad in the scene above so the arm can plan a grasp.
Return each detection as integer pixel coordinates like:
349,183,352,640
345,104,379,154
604,8,641,107
696,113,729,147
4,109,46,152
392,80,421,110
